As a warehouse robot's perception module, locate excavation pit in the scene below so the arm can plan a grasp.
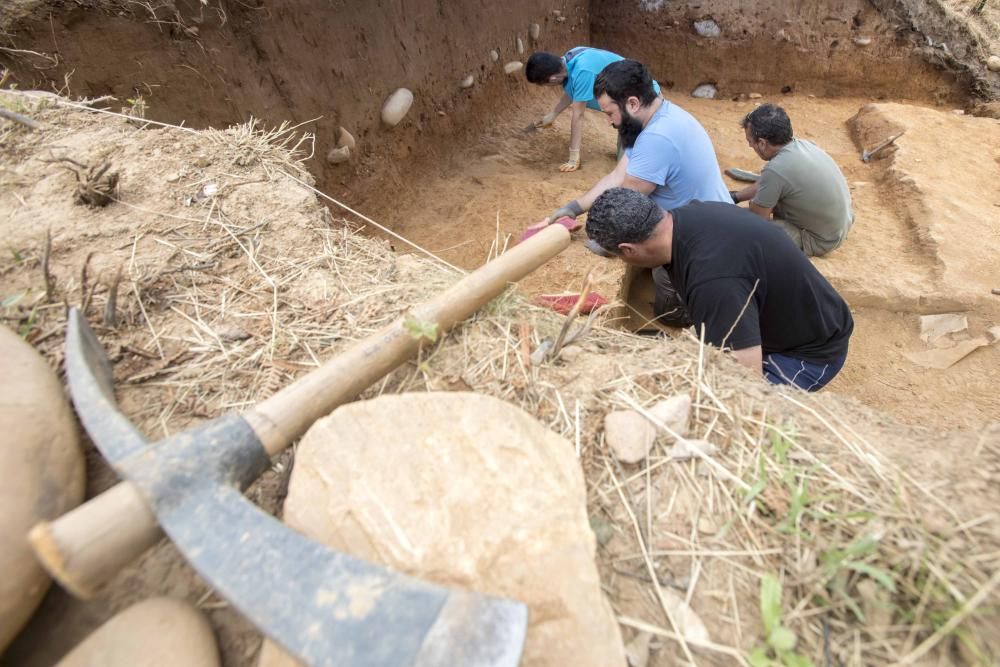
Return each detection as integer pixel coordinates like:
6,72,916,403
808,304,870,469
2,0,1000,665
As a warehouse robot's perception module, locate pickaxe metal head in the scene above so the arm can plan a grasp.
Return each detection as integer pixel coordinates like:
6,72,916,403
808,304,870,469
60,309,529,666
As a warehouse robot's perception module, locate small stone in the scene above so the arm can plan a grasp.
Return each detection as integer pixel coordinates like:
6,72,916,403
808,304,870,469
460,74,475,89
987,55,1000,72
326,146,351,164
165,173,180,183
551,9,561,17
555,15,566,23
504,61,523,75
530,23,541,41
952,109,965,115
853,36,872,46
691,83,717,99
559,346,583,362
748,92,762,99
668,438,717,461
193,154,212,167
381,88,414,127
604,409,656,464
336,127,356,151
693,19,721,38
697,515,718,535
516,37,524,54
436,110,446,116
649,394,691,438
490,49,499,62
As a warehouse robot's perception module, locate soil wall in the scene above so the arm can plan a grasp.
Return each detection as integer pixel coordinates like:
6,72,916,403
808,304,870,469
591,0,971,102
0,0,588,201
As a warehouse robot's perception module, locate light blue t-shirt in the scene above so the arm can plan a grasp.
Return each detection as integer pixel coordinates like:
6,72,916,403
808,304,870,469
624,100,731,211
562,47,661,111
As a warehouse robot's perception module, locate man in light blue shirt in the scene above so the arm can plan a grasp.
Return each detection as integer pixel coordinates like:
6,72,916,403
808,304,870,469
527,59,731,327
530,59,730,224
526,47,660,172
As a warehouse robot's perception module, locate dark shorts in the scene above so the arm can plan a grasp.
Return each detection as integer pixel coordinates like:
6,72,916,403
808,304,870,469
762,352,846,391
651,266,693,328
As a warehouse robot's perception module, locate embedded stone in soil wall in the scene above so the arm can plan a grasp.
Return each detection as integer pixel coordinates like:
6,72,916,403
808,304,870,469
381,88,414,127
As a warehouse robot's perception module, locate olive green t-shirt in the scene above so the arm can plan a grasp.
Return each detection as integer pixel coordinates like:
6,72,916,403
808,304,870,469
751,139,853,251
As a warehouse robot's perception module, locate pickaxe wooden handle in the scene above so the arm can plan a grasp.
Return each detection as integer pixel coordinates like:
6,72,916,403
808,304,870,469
30,224,571,598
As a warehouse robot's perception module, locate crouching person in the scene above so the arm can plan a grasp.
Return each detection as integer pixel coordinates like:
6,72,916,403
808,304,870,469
586,188,853,391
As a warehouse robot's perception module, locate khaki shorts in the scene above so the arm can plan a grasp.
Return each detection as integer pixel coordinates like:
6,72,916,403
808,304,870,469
771,216,851,258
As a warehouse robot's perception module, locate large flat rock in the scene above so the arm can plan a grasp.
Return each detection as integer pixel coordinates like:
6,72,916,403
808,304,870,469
259,392,625,667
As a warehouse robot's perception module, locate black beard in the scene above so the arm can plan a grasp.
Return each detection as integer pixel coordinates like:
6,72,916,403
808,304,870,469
616,108,644,149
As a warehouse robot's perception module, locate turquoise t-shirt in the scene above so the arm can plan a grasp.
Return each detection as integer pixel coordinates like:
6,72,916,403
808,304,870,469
562,47,661,111
624,100,731,211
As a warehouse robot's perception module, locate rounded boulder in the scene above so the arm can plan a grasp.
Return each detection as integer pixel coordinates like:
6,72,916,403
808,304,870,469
0,325,85,651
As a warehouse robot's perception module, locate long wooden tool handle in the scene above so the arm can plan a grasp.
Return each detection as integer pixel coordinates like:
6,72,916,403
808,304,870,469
30,224,571,598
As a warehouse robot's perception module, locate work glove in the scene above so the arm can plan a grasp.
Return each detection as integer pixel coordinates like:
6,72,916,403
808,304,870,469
528,200,583,232
559,149,581,173
548,200,583,223
729,190,741,204
536,111,557,128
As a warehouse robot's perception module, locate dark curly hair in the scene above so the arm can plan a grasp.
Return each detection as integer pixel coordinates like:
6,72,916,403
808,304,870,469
741,103,793,145
525,52,564,84
593,59,659,109
586,188,663,254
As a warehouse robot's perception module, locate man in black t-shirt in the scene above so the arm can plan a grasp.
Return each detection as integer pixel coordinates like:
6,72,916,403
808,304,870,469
586,188,853,391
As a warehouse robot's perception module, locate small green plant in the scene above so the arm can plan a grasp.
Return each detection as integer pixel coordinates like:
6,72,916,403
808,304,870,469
748,574,814,667
403,314,438,343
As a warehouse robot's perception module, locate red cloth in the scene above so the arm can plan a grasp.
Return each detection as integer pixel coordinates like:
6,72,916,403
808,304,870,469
536,292,608,315
519,216,583,243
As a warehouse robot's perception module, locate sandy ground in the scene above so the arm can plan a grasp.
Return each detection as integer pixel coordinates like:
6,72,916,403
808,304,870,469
371,90,1000,431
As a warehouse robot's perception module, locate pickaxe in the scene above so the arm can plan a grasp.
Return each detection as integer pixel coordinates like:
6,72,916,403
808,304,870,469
862,130,906,162
30,224,571,666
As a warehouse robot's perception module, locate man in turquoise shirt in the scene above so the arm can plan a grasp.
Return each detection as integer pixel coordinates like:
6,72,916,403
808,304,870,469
526,47,660,172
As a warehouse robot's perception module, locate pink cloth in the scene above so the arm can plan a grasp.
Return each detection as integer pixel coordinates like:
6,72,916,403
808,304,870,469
536,293,608,315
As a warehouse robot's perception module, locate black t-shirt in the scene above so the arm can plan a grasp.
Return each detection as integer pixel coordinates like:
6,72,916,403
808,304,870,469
666,201,853,363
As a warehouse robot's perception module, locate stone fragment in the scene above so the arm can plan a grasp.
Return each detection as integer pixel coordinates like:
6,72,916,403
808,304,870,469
988,55,1000,72
552,9,561,17
380,88,413,127
56,598,219,667
555,15,566,22
325,145,350,164
853,36,872,46
748,92,762,99
919,312,967,343
668,438,717,461
693,19,720,38
530,23,541,41
605,409,656,463
649,393,691,438
336,126,356,151
504,61,524,75
516,37,524,54
1,326,84,651
460,74,475,89
490,49,499,62
691,83,717,99
260,393,626,667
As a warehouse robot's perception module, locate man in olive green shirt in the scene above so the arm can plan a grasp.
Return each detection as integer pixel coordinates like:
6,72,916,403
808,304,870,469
731,104,854,256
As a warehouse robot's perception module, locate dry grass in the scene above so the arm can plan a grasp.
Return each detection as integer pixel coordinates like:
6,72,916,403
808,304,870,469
2,99,998,666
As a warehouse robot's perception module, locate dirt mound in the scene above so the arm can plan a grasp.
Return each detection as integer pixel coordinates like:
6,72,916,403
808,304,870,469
2,97,999,666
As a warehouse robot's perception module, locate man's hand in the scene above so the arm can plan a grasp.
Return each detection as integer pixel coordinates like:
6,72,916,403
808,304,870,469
536,111,557,128
559,149,581,173
532,200,583,230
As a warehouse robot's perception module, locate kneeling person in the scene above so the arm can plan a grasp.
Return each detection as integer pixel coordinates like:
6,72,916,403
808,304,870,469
587,188,853,391
731,104,853,257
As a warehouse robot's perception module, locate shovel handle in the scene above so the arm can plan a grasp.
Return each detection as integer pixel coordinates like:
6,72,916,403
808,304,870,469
31,224,571,597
